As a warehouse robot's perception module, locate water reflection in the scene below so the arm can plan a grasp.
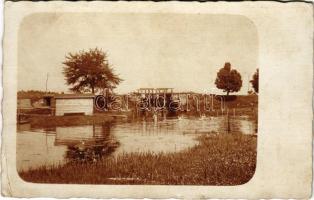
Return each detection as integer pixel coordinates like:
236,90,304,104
58,124,119,163
17,124,118,171
111,117,199,155
17,115,257,171
17,130,67,171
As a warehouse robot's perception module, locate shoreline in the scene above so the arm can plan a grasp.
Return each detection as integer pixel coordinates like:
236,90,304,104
18,133,257,185
25,113,130,127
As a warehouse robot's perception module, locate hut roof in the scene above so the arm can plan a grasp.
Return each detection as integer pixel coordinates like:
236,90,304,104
54,94,95,99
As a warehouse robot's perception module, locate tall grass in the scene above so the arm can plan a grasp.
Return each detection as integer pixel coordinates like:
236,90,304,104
18,134,256,185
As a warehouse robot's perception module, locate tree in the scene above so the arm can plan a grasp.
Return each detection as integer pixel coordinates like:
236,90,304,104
250,68,258,93
63,48,122,94
214,62,242,96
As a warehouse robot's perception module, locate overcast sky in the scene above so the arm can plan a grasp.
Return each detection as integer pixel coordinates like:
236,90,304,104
18,13,258,94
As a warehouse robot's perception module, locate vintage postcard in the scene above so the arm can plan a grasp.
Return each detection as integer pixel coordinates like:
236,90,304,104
2,1,313,198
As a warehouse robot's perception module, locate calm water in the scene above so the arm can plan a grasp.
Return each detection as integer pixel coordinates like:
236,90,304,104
17,115,257,171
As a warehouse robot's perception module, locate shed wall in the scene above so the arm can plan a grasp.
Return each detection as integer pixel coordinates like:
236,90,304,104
55,98,94,116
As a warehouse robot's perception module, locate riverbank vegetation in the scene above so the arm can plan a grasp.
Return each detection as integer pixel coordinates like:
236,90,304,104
19,133,256,185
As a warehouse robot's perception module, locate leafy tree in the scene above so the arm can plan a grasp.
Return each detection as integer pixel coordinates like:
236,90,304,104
63,48,122,94
215,62,242,96
250,68,259,93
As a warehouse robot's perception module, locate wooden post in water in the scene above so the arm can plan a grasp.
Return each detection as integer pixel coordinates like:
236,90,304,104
227,108,231,133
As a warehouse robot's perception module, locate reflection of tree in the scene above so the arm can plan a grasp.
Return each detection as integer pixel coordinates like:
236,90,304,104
65,123,119,163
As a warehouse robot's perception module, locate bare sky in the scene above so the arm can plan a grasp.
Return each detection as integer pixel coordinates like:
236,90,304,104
18,13,258,94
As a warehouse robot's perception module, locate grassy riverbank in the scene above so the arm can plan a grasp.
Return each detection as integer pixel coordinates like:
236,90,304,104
19,134,256,185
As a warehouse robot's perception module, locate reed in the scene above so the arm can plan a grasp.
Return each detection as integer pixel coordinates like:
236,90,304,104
18,134,256,185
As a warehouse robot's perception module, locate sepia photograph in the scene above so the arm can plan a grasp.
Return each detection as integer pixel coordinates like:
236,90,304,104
16,13,258,185
2,1,312,198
